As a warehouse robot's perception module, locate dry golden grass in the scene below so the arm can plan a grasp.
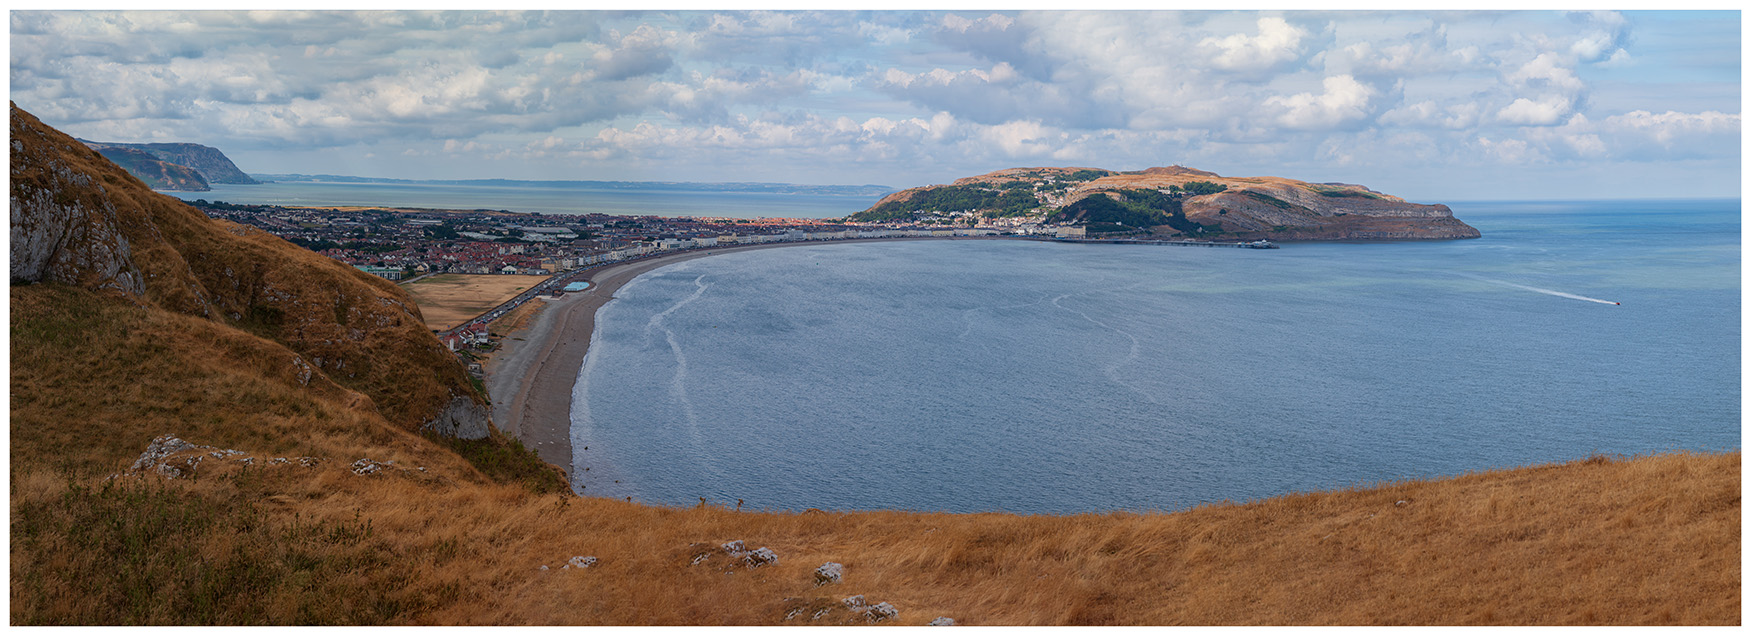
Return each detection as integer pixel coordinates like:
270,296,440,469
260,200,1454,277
402,274,552,330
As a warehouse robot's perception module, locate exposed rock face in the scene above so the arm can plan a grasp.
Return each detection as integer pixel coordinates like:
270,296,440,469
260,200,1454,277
855,165,1480,241
421,394,491,440
81,139,259,184
9,134,145,295
11,103,489,436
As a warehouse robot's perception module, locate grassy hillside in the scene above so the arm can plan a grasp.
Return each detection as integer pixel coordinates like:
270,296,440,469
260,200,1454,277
10,105,1737,626
14,103,485,434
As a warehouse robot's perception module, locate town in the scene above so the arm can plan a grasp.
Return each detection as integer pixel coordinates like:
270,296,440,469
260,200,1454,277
188,199,1022,283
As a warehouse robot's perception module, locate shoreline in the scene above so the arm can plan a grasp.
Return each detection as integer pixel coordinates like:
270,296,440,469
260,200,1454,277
484,237,950,484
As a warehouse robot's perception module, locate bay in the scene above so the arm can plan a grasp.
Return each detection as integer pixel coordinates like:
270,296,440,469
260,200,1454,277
568,199,1740,514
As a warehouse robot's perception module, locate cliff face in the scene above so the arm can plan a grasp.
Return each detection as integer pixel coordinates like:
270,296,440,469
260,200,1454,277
81,139,260,185
87,145,211,191
855,166,1480,240
12,103,488,437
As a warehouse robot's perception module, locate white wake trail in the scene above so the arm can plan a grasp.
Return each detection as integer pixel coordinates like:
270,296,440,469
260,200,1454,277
1050,287,1162,405
1463,274,1620,305
645,274,728,481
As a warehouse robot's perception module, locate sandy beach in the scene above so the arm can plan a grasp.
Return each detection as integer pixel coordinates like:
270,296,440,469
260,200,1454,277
485,238,947,480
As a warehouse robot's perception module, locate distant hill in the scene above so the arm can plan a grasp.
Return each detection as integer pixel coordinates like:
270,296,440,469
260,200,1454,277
254,173,893,197
79,139,260,185
852,166,1481,241
82,144,212,191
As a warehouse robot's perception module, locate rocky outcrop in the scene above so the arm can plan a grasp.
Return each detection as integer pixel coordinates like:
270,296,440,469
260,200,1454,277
421,394,492,440
11,103,489,436
81,139,259,184
9,133,145,295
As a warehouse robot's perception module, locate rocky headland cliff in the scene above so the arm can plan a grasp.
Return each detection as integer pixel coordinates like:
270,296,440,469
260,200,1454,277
81,143,212,191
79,138,260,189
854,166,1480,241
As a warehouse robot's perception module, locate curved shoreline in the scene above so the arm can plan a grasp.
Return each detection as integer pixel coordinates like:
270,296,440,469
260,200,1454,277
484,237,951,484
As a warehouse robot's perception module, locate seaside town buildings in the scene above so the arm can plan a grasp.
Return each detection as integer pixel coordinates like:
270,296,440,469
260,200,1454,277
188,199,1013,282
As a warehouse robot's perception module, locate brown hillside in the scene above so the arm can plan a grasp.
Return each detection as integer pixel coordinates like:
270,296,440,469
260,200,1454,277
10,103,487,436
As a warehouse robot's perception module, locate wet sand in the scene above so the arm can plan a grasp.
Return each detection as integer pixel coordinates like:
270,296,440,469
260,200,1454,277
485,238,947,478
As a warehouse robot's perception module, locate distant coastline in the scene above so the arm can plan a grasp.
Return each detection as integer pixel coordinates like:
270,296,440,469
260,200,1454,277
251,173,895,197
163,180,888,219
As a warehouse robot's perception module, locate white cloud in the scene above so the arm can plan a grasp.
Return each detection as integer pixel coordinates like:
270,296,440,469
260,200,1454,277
1265,75,1377,130
1380,100,1480,129
1200,17,1309,73
1496,96,1573,126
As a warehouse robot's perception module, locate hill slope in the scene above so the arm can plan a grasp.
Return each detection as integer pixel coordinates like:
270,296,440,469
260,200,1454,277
853,166,1481,240
10,105,1734,626
14,103,487,436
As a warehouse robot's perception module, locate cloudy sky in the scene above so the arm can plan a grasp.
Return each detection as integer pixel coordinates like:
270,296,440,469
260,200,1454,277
9,9,1741,199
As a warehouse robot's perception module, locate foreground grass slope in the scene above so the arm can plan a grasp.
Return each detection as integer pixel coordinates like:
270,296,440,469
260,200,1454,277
10,105,1738,625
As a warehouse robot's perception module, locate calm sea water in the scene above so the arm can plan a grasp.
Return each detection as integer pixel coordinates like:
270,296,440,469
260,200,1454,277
163,181,881,218
572,199,1739,514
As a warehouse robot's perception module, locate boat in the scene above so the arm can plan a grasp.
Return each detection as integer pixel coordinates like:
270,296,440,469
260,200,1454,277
1242,240,1279,249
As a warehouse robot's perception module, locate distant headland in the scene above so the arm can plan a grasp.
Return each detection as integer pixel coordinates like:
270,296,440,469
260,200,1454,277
852,166,1481,241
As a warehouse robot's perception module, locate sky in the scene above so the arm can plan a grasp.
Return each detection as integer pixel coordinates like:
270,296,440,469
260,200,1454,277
8,9,1742,200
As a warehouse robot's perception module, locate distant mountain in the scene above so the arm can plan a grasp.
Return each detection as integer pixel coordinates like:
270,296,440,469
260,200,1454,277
78,139,259,185
253,174,894,197
83,145,211,191
852,166,1481,241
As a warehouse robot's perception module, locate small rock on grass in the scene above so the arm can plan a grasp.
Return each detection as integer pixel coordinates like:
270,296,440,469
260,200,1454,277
866,602,898,622
744,547,778,568
814,562,843,585
929,616,956,626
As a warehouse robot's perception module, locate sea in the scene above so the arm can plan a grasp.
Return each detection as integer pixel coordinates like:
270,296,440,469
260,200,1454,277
568,199,1741,514
162,180,884,219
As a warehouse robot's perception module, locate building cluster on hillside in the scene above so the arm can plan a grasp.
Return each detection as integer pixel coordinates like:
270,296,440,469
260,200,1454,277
188,200,1018,282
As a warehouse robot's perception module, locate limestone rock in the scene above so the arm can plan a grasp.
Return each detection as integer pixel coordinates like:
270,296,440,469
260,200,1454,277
867,602,898,623
929,616,956,626
568,555,598,569
721,540,747,554
814,562,843,586
351,458,395,475
842,595,866,610
744,547,778,569
419,394,490,440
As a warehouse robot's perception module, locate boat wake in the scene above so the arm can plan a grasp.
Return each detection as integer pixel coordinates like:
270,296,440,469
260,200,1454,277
1050,285,1163,405
1462,274,1620,305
